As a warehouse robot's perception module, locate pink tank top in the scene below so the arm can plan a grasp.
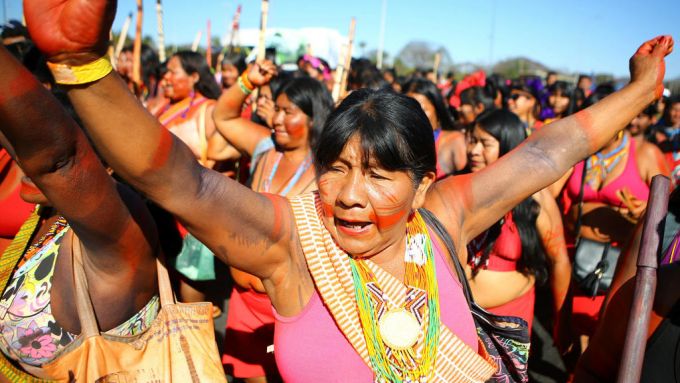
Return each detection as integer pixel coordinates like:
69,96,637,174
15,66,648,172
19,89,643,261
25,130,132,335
566,137,649,207
273,232,477,382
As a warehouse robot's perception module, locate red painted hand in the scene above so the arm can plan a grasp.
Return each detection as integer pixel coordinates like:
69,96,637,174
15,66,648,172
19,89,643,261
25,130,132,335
23,0,116,64
629,35,674,99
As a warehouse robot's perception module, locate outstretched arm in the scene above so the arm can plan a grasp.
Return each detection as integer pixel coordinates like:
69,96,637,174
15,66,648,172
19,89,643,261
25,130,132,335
23,0,296,283
212,61,277,156
427,36,674,248
0,44,157,330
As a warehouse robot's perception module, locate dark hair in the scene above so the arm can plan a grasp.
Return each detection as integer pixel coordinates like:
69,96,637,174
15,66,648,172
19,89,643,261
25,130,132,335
122,44,161,98
221,53,247,74
548,80,578,117
403,78,455,131
510,81,542,119
172,51,222,100
662,95,680,127
472,109,548,284
581,83,616,110
314,88,436,186
460,86,495,112
278,77,334,150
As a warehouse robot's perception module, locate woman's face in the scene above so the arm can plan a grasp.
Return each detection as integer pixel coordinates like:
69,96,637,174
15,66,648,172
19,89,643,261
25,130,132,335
318,135,434,258
407,93,438,131
467,126,500,172
669,102,680,127
628,113,653,136
272,93,310,149
221,63,239,88
508,90,535,120
549,91,570,116
162,56,197,101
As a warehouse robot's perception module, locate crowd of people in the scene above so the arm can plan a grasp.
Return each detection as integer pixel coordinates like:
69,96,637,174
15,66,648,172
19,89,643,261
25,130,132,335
0,1,677,382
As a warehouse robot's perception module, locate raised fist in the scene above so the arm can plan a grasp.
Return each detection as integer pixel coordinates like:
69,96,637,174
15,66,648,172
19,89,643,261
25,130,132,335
23,0,116,64
246,60,278,88
629,35,674,99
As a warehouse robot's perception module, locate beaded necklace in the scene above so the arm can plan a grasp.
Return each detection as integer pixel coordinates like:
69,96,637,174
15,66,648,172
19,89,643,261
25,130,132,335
585,133,629,190
349,211,440,382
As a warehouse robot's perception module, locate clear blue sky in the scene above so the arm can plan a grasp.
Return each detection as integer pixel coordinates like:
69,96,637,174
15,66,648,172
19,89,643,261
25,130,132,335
5,0,680,78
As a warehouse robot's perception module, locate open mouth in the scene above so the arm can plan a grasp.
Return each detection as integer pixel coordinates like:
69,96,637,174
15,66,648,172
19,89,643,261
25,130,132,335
336,218,372,235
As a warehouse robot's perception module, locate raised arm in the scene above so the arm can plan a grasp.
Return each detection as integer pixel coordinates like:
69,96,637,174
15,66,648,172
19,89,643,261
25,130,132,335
427,36,674,247
213,61,277,156
0,44,158,329
23,0,296,283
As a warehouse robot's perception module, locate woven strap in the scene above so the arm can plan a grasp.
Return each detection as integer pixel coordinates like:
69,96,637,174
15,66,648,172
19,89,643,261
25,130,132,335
0,207,54,382
289,192,496,382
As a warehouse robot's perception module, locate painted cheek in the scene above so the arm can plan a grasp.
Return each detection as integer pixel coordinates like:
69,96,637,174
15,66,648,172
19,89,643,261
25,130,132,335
367,188,411,230
318,178,337,218
149,129,174,170
286,117,307,139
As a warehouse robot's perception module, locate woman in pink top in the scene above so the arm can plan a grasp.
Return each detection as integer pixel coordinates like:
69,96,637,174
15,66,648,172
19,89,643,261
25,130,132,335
552,87,670,353
22,4,673,379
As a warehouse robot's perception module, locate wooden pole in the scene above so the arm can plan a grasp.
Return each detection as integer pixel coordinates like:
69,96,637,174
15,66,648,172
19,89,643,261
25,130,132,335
376,0,387,69
227,5,242,55
339,17,356,100
156,0,166,63
332,42,347,102
433,52,441,84
132,0,143,86
252,0,269,111
616,175,670,383
108,31,116,69
114,13,132,61
206,19,212,69
192,30,202,52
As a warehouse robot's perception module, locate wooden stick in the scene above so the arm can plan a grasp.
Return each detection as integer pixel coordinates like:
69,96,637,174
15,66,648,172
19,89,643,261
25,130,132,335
132,0,143,86
252,0,269,112
206,19,212,69
339,17,356,100
192,30,202,52
616,175,670,383
108,31,116,69
256,0,269,61
226,4,242,56
433,52,441,84
332,42,347,102
156,0,166,63
114,13,132,61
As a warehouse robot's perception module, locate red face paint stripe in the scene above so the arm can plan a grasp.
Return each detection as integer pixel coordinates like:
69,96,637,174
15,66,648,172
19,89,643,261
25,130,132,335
149,129,174,170
372,208,410,230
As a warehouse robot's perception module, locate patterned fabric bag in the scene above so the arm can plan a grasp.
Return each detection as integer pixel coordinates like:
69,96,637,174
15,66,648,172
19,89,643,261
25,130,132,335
420,209,530,382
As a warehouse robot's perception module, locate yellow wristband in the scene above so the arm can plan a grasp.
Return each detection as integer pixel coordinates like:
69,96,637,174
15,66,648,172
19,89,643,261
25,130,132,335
240,72,255,91
47,57,113,85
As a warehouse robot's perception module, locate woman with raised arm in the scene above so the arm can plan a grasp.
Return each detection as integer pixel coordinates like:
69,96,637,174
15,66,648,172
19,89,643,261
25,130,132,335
465,109,570,333
22,1,673,380
0,45,160,380
213,63,333,382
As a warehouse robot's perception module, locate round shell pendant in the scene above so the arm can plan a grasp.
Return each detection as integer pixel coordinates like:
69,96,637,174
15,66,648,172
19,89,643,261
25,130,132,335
378,308,421,350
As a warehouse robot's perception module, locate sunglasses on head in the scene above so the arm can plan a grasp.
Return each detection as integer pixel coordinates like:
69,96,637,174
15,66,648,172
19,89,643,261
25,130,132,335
509,93,531,101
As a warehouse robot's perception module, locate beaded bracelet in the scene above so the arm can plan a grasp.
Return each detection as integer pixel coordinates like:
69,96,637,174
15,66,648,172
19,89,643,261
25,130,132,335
240,72,255,91
47,56,113,85
237,76,253,95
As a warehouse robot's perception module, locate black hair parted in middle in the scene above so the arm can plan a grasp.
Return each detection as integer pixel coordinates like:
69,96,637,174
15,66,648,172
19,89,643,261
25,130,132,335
314,88,436,187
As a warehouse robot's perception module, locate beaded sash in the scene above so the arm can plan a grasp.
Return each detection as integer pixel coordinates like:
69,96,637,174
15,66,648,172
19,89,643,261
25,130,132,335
289,192,497,382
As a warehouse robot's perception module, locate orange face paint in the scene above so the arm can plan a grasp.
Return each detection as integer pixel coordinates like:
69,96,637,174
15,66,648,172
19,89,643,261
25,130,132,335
149,128,174,170
367,188,411,230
